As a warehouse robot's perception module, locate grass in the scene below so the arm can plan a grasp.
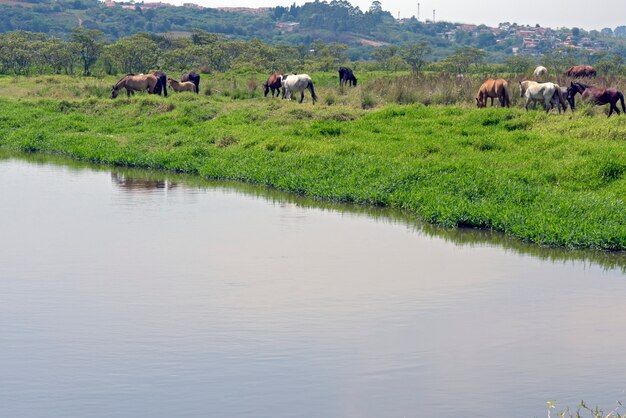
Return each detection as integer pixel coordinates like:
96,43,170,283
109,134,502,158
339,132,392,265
0,73,625,250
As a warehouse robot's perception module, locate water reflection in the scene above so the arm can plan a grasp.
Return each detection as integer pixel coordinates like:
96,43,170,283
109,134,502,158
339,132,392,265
110,172,177,192
3,148,625,273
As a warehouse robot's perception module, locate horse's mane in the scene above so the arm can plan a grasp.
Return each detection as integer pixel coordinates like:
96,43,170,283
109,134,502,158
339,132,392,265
113,74,130,88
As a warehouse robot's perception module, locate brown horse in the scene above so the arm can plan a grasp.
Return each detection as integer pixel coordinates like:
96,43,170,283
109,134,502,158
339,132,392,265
181,70,200,94
565,65,597,78
263,73,283,97
568,82,626,117
475,79,510,108
167,78,197,93
111,74,158,98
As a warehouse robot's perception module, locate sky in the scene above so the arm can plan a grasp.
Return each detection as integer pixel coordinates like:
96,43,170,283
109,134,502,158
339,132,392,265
164,0,626,31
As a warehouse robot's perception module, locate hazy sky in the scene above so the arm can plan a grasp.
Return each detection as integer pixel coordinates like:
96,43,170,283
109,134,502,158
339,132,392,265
165,0,626,31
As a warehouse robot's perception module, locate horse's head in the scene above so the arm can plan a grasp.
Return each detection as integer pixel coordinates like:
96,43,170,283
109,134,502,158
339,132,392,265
519,81,525,97
111,85,119,99
263,81,269,97
352,76,358,86
475,97,485,108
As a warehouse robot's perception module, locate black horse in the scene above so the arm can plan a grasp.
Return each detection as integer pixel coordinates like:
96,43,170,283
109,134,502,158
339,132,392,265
152,71,168,97
182,70,200,95
338,66,357,87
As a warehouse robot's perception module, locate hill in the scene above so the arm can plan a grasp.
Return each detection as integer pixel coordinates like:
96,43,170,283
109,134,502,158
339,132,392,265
1,0,626,61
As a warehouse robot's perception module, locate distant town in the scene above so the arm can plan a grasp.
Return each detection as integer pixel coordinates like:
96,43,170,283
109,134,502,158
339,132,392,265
102,0,625,56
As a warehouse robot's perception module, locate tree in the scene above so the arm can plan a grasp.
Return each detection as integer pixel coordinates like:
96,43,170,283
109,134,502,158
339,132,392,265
504,55,535,75
372,45,398,70
105,34,159,74
441,46,487,74
71,28,104,75
401,42,431,75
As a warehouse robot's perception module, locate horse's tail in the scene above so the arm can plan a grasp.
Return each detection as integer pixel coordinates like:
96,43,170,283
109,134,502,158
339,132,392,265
502,82,511,107
619,91,626,114
160,74,167,97
555,88,567,111
308,80,317,104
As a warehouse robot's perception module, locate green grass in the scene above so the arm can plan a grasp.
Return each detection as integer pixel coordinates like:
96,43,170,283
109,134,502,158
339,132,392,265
0,74,625,250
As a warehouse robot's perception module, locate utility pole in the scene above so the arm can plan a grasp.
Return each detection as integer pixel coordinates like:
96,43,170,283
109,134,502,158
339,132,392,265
417,2,420,21
433,9,436,23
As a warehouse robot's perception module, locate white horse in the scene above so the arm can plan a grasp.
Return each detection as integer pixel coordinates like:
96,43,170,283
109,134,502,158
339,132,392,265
533,66,548,77
281,74,317,104
519,80,567,113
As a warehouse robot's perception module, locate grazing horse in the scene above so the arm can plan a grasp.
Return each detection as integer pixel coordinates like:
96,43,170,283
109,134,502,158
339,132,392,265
111,74,158,98
181,70,200,94
167,78,197,93
475,78,510,108
519,80,568,113
568,82,626,117
533,66,548,77
281,74,317,104
338,66,357,87
152,71,168,97
565,65,597,78
263,73,284,97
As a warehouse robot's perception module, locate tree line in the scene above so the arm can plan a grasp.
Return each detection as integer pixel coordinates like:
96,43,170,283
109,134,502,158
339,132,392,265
1,29,625,78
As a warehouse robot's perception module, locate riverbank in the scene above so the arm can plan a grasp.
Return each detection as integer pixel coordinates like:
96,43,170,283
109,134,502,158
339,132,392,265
0,75,625,250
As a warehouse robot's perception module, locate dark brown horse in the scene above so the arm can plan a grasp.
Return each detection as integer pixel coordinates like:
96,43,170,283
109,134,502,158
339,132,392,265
568,82,626,117
151,71,168,97
338,66,357,87
565,65,597,78
263,73,283,97
181,70,200,94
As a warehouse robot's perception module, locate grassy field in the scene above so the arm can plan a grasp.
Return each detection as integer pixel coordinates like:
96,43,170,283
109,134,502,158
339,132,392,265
0,73,625,250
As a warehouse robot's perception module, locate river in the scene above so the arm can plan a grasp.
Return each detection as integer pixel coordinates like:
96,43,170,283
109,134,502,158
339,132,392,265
1,151,624,418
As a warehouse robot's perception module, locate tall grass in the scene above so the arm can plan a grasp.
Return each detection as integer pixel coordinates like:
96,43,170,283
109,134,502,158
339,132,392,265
0,73,625,250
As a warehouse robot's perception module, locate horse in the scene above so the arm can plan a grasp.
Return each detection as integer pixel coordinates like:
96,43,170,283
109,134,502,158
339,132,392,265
338,66,357,87
111,74,158,98
167,78,197,93
475,78,510,108
263,73,283,97
181,70,200,94
568,82,626,117
281,74,317,104
519,80,568,113
533,66,548,77
565,65,597,78
152,71,168,97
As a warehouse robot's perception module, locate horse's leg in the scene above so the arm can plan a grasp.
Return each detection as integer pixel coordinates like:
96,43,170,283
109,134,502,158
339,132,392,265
613,100,621,115
608,104,614,118
300,90,304,103
490,97,494,107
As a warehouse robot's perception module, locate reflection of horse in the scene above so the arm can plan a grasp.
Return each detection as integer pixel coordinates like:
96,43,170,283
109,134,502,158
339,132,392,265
533,66,548,77
111,173,176,192
338,66,357,87
181,70,200,94
111,74,158,98
263,73,283,97
565,65,596,78
168,78,197,93
152,71,168,97
475,78,510,108
519,80,567,113
281,74,317,104
568,82,626,117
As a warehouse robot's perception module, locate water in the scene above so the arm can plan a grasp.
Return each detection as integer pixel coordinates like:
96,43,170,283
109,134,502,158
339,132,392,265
1,152,625,418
